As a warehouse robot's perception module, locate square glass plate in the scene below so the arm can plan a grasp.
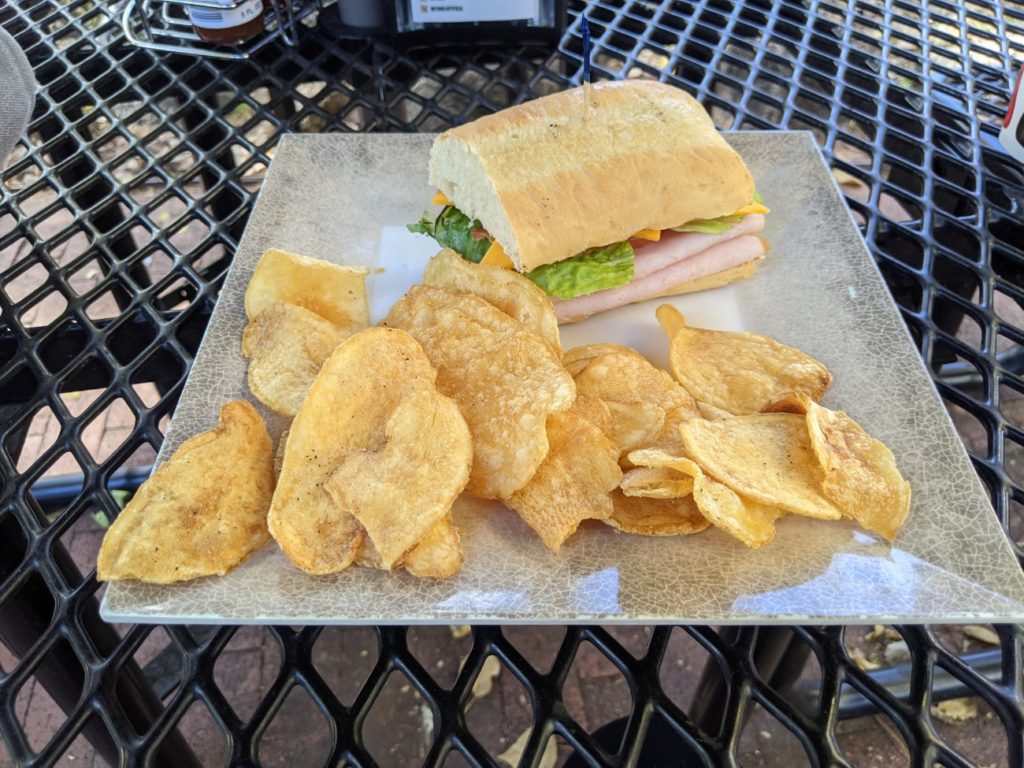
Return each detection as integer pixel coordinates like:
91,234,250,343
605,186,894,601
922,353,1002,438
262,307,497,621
102,132,1024,625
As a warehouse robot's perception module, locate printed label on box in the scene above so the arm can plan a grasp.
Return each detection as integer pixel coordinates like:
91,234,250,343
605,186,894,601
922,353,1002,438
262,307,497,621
188,0,261,30
410,0,540,24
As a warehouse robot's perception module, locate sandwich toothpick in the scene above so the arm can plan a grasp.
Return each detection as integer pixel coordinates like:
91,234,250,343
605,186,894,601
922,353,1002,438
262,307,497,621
581,13,591,85
581,13,592,117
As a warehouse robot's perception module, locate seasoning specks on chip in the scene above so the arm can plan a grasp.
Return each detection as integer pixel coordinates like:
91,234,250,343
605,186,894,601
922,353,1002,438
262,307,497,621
97,400,274,584
657,303,831,414
101,244,913,584
385,284,574,500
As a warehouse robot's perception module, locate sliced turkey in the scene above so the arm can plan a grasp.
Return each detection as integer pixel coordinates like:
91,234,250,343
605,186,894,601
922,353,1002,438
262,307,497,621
632,215,766,279
554,234,765,323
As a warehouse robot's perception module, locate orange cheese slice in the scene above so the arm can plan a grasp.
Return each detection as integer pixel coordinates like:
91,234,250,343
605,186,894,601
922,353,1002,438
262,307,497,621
631,228,662,242
732,202,770,216
481,241,514,268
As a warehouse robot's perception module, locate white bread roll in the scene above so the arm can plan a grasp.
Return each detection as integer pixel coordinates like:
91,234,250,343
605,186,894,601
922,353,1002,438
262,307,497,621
429,80,755,271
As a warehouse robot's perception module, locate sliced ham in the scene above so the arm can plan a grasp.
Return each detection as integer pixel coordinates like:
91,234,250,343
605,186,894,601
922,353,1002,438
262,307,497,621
631,214,766,279
554,234,765,323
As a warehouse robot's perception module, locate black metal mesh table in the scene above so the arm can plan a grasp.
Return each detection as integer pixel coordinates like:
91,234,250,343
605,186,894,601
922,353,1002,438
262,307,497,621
2,0,1024,766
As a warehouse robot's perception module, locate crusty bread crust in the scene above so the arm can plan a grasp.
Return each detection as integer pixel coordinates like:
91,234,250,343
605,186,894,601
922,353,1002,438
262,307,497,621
430,80,755,271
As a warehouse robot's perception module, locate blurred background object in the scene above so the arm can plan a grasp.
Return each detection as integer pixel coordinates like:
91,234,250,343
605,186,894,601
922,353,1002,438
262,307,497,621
0,28,34,166
1001,66,1024,163
122,0,569,61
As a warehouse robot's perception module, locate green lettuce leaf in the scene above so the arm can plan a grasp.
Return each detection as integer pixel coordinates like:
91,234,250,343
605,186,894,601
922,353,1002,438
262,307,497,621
407,203,637,298
671,193,765,234
406,205,492,263
525,241,634,299
407,213,435,237
671,213,747,234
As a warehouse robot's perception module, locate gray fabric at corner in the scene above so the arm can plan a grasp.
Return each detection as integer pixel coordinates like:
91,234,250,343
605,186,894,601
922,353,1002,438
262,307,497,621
0,27,35,166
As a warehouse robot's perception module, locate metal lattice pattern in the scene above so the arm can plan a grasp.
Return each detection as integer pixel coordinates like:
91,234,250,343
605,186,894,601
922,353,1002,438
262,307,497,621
1,0,1024,765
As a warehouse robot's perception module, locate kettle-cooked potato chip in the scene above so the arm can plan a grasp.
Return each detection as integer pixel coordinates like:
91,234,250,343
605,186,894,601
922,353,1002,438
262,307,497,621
269,327,462,574
619,466,694,499
274,428,289,480
646,404,697,458
97,400,274,583
687,463,780,549
763,393,911,539
245,248,370,327
759,392,811,415
423,249,561,353
572,347,697,454
679,414,842,520
573,346,695,414
657,304,832,415
356,516,464,579
605,491,708,536
505,406,621,550
570,394,613,436
618,402,697,473
402,518,464,578
696,401,735,421
242,302,352,417
562,343,647,377
628,449,780,548
385,285,575,499
325,387,472,569
805,400,910,540
603,400,666,455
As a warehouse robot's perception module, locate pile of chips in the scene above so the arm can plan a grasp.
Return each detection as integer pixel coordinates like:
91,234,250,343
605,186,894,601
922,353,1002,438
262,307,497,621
97,247,911,584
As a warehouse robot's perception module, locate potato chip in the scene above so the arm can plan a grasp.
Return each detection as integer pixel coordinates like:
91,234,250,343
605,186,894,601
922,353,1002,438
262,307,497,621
242,302,351,417
649,404,696,456
574,348,695,414
605,491,708,536
573,348,697,454
97,400,274,583
269,327,452,574
763,392,910,539
656,304,832,414
620,402,700,472
603,400,666,454
570,394,613,436
688,465,780,548
696,401,735,421
625,448,680,470
274,428,288,480
505,406,621,550
356,516,464,578
562,343,646,377
245,248,370,327
760,392,812,415
804,400,911,540
423,248,561,353
385,285,575,499
679,414,842,520
325,387,472,569
619,467,694,499
402,517,464,578
628,450,779,548
663,454,774,548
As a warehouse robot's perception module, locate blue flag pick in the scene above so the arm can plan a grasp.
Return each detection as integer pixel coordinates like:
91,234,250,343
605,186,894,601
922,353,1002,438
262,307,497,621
581,14,591,84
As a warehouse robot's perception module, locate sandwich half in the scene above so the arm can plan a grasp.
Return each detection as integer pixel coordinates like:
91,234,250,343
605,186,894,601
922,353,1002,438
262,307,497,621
409,80,768,322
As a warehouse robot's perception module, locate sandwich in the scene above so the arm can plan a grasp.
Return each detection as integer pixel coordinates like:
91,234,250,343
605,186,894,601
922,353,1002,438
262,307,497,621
408,80,768,323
